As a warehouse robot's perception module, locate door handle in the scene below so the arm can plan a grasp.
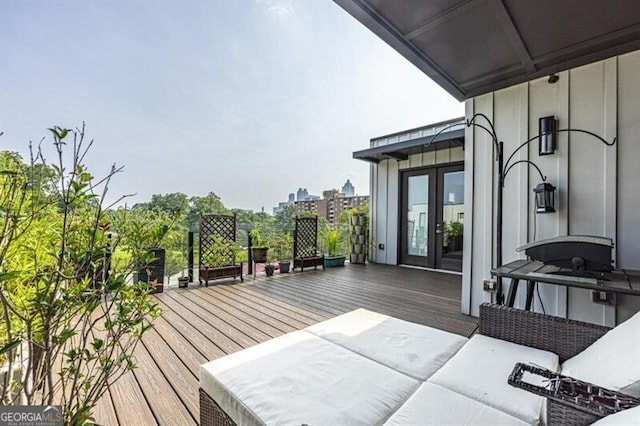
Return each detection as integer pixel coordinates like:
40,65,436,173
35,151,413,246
435,223,443,234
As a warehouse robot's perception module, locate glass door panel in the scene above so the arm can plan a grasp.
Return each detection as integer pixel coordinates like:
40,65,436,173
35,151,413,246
400,169,435,267
436,167,464,272
407,175,428,257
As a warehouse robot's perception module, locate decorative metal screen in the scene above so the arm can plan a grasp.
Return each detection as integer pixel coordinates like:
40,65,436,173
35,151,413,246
294,216,319,258
200,214,237,267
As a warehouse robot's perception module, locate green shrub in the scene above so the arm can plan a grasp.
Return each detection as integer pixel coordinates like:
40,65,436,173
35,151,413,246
0,125,170,423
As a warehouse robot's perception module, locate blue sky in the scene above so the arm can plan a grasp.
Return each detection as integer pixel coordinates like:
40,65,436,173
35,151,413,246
0,0,463,211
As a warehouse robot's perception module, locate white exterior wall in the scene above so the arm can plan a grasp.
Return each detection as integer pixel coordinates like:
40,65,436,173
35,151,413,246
462,51,640,325
369,146,464,264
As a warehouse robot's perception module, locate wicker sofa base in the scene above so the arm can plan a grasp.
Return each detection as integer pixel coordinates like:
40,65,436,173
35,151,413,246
293,256,325,272
199,264,243,286
547,395,603,426
200,387,236,426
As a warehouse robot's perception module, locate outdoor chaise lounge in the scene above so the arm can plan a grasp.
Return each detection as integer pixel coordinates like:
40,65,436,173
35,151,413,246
199,304,640,425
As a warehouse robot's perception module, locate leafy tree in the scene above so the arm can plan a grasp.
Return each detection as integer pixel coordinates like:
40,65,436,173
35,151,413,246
0,125,166,423
273,204,298,237
133,192,188,217
186,192,228,231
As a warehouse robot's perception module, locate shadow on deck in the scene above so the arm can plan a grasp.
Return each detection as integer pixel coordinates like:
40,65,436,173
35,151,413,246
94,263,477,425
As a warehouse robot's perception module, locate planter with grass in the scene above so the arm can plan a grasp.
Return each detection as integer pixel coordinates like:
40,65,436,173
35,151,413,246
323,228,346,267
249,229,269,263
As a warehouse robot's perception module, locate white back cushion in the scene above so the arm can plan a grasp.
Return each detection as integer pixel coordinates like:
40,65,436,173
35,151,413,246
428,334,560,425
561,310,640,396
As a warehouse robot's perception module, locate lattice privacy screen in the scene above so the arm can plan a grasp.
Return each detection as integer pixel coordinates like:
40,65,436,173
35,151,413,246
200,214,237,267
295,216,319,258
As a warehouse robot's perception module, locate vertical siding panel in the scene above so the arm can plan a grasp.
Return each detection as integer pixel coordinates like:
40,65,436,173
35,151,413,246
469,94,495,316
435,148,450,164
387,160,399,264
450,146,465,162
568,62,615,325
527,71,569,316
370,163,378,263
569,63,606,234
555,70,570,318
410,153,422,168
617,51,640,270
462,100,475,315
376,161,389,264
422,151,435,167
494,84,529,309
602,58,618,326
616,51,640,323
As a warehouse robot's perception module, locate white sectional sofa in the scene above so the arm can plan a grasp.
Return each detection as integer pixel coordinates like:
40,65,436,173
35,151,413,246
200,304,640,425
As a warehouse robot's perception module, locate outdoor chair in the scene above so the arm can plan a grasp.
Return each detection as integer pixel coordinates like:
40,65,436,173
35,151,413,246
198,214,243,286
200,304,640,425
293,215,324,272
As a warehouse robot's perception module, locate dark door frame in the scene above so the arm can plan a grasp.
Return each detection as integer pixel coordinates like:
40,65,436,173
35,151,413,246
398,162,464,270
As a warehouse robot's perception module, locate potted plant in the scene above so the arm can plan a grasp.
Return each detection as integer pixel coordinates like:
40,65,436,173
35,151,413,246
178,276,189,288
249,229,268,263
265,263,275,276
324,228,346,267
264,245,276,277
272,234,293,273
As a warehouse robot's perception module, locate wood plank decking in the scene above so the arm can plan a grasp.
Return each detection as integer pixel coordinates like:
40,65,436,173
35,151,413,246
93,263,477,425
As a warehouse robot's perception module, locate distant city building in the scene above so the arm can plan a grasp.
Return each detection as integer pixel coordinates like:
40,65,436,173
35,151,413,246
275,183,367,220
323,189,343,199
273,201,289,215
296,190,369,227
296,188,309,202
342,179,355,197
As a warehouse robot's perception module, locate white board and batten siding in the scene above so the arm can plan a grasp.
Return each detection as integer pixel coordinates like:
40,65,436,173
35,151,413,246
463,50,640,326
369,146,464,265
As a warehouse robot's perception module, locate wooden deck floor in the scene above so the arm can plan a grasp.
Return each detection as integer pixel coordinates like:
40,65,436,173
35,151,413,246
93,263,477,425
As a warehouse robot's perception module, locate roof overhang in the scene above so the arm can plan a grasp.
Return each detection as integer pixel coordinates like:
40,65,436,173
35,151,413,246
353,127,464,164
334,0,640,101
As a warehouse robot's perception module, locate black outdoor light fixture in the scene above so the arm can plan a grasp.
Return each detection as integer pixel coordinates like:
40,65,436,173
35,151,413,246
534,182,556,213
539,116,556,155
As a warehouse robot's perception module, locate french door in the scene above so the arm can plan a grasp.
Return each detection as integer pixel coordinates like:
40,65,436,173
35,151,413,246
399,164,464,272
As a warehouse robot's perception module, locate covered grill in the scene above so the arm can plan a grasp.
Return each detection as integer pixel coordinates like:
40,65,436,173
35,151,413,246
516,235,614,276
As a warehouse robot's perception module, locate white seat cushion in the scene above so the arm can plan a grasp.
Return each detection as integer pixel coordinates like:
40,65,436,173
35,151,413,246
305,308,468,380
200,330,420,426
561,310,640,397
385,382,530,425
428,334,560,425
591,406,640,425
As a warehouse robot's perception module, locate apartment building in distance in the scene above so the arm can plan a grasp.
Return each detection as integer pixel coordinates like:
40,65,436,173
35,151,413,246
295,181,369,227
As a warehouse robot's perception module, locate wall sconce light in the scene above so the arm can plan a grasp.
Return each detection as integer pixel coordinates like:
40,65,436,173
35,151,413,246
539,116,556,156
534,182,556,213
